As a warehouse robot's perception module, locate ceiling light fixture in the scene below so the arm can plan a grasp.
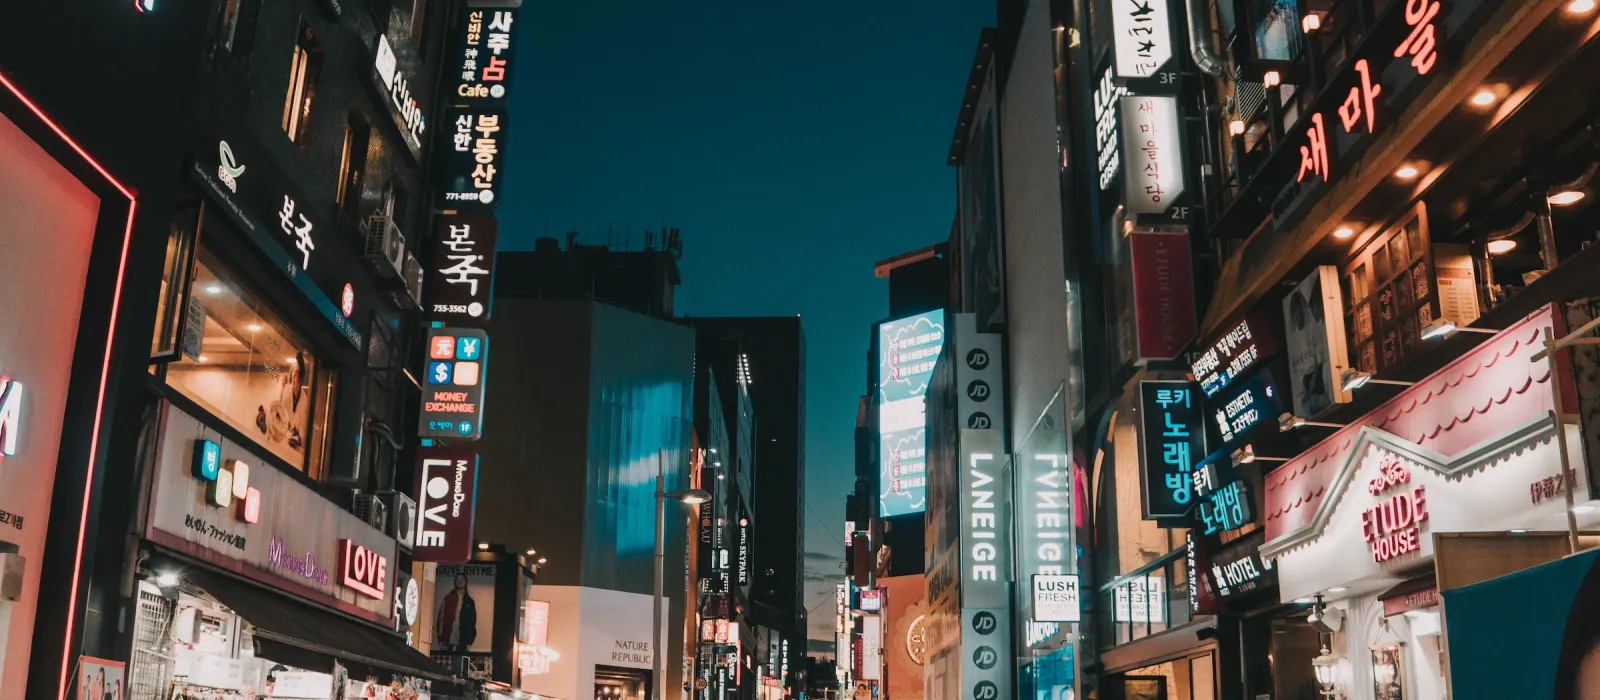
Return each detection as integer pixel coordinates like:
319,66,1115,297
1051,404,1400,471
1328,586,1348,593
1569,0,1596,14
1549,190,1587,206
1394,164,1420,180
1486,239,1517,254
205,284,222,295
247,324,263,333
1470,89,1498,107
1332,226,1355,240
197,355,209,363
1574,505,1596,515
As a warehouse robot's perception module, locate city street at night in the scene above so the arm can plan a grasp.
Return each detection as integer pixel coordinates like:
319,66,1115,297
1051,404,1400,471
3,1,1600,699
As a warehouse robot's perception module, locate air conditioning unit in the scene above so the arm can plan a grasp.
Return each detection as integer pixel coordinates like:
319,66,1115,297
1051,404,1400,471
364,215,406,279
352,492,388,534
378,490,418,549
400,253,424,310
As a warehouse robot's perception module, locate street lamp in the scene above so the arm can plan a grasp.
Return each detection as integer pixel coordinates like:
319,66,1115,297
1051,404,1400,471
656,449,712,700
1312,645,1343,698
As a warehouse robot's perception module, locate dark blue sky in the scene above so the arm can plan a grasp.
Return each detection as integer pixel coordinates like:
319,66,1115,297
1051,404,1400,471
499,0,994,651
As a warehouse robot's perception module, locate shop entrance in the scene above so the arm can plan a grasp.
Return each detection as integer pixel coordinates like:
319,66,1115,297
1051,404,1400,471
1110,652,1215,700
594,665,650,700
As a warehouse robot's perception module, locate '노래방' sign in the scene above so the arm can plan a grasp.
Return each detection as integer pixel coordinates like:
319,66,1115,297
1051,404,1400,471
1138,381,1204,520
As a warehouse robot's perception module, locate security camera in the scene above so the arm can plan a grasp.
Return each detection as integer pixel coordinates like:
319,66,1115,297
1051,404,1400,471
1307,597,1344,634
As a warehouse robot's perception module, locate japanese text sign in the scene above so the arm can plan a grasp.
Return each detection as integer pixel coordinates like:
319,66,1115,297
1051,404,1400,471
1138,381,1205,520
426,215,498,323
1208,368,1281,447
451,8,518,104
419,327,489,440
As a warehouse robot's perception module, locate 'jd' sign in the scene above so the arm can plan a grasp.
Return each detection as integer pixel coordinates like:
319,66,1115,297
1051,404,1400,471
192,439,262,524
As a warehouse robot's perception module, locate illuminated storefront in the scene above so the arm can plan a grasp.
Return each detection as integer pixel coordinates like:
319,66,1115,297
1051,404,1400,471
1261,306,1600,700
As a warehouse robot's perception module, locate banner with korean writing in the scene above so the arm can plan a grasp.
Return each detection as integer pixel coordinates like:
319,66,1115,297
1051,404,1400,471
437,106,508,211
1109,0,1173,79
1119,95,1185,215
449,7,518,104
1191,457,1255,537
1137,381,1204,520
427,215,498,324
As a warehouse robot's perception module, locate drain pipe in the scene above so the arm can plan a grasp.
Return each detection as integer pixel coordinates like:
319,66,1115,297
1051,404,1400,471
1187,0,1225,76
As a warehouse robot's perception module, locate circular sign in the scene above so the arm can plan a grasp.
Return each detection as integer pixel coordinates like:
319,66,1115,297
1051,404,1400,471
971,611,998,635
468,301,485,317
966,413,992,430
340,283,355,318
972,645,998,670
965,348,990,370
905,614,928,666
402,576,420,626
972,681,999,700
490,84,507,99
966,380,991,402
480,189,496,204
694,679,708,691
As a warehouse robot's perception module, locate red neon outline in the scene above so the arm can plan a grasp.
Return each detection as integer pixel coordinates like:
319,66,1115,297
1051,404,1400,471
0,71,138,700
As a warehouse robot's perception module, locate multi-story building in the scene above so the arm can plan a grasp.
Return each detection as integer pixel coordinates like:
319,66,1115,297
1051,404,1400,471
689,315,809,697
0,0,498,698
474,238,697,700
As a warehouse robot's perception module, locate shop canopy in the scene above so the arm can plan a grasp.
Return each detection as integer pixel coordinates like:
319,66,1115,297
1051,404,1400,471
189,569,453,683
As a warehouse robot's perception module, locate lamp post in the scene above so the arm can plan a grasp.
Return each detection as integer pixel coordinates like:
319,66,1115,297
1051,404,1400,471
656,449,711,700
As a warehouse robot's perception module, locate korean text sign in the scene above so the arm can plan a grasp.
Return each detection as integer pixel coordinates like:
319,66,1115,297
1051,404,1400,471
878,310,945,517
1119,95,1185,215
427,215,498,323
450,8,518,103
419,327,489,440
437,106,508,209
1138,381,1205,520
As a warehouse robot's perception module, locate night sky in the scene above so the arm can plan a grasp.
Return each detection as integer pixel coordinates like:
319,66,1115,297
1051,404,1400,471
498,0,994,654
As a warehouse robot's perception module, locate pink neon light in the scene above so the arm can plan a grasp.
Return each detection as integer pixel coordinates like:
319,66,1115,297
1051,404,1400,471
0,70,140,700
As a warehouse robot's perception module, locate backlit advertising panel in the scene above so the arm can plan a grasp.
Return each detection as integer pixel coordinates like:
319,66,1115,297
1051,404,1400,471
412,443,479,562
448,7,518,105
419,327,489,439
426,215,498,323
878,310,945,517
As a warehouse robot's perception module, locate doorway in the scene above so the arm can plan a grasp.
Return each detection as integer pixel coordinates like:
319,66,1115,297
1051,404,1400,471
595,665,650,700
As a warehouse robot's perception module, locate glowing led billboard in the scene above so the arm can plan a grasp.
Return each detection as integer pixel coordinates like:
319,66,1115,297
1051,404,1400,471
878,310,945,517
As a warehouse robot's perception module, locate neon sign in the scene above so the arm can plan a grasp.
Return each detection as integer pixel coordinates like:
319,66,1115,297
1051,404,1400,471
338,538,389,599
1362,456,1428,563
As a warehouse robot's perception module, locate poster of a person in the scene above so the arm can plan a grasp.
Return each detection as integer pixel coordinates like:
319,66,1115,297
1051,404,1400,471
77,656,125,700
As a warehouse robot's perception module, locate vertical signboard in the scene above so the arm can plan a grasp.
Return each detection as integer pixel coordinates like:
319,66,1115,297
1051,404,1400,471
959,608,1012,700
1093,63,1126,191
1284,266,1351,417
1129,230,1196,361
437,106,508,210
953,314,1005,431
736,517,750,586
1110,0,1174,78
449,7,518,104
413,444,480,562
420,327,489,439
1120,95,1185,215
958,428,1010,610
372,35,427,163
861,616,882,681
878,310,946,517
1137,381,1204,520
427,215,498,323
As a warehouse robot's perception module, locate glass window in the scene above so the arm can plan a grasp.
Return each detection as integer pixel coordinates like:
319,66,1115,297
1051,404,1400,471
166,245,333,475
281,22,323,147
336,114,371,217
151,205,203,363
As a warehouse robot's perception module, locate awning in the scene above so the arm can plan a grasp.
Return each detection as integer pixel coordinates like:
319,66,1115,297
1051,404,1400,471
1377,573,1439,617
189,570,453,683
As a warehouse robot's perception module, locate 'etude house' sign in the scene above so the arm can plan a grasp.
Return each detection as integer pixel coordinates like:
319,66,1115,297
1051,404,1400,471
1363,456,1429,563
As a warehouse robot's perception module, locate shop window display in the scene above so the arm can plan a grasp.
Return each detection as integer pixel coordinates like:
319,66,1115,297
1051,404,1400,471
164,245,333,474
